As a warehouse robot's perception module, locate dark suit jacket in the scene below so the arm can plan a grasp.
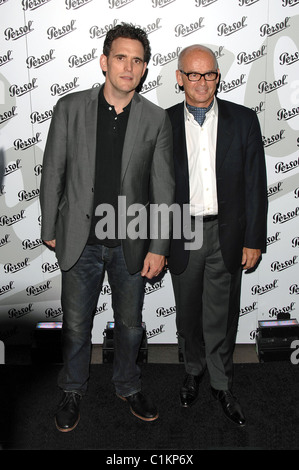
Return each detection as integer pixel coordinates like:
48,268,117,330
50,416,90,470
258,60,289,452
167,97,268,275
40,86,174,273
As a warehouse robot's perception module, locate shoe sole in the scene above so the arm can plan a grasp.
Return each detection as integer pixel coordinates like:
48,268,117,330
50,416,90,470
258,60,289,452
117,394,159,422
55,414,80,432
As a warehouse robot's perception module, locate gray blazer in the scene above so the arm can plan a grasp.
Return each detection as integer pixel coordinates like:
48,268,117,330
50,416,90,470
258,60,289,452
40,86,174,273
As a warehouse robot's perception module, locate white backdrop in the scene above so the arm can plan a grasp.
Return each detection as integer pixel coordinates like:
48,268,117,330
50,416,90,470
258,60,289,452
0,0,298,348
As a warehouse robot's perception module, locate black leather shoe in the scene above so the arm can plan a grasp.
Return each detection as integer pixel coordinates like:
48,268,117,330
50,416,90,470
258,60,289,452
211,387,246,427
55,391,81,432
180,373,203,407
117,392,158,421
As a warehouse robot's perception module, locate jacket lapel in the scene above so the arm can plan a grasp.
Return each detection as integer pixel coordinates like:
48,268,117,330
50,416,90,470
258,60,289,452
216,98,234,173
85,86,100,184
120,92,142,183
172,102,189,185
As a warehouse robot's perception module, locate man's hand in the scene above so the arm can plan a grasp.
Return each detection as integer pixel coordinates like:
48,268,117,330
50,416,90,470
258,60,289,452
44,239,56,249
241,247,261,270
141,252,166,279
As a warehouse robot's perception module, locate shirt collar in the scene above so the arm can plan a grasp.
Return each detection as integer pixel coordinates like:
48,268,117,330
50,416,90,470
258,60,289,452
184,98,218,125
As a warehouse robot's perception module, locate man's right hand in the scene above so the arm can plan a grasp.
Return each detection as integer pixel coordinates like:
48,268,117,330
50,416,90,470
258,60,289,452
44,239,56,249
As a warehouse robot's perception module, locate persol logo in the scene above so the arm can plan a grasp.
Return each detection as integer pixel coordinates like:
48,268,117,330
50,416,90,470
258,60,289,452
273,207,299,224
4,159,22,177
174,18,204,37
217,16,247,36
95,302,108,315
14,133,41,151
258,75,288,94
146,324,165,339
22,238,43,250
218,74,246,93
26,49,55,69
152,47,181,66
239,301,257,317
26,280,52,297
89,20,119,39
4,258,30,274
152,0,175,7
195,0,218,6
144,279,164,295
22,0,51,10
275,157,299,174
236,45,266,65
267,181,283,197
251,280,278,295
0,50,13,66
269,302,295,318
141,75,162,95
260,17,290,37
266,232,281,246
263,130,285,148
8,303,33,319
68,48,97,68
0,106,17,125
0,234,10,248
156,306,176,318
45,307,63,319
0,210,26,227
271,255,298,273
4,21,34,40
47,20,76,40
9,78,38,97
108,0,134,8
41,261,60,273
30,109,53,124
65,0,93,9
0,281,14,296
50,77,79,97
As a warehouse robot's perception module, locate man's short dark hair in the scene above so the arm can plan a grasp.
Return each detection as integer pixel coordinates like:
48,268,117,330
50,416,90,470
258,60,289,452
103,23,151,64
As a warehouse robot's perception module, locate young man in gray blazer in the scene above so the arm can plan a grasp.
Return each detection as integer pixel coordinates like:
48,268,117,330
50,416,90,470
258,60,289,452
40,24,174,432
167,45,268,427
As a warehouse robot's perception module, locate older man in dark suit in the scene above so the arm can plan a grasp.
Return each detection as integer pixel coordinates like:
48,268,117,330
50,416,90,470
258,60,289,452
40,24,174,431
167,45,267,426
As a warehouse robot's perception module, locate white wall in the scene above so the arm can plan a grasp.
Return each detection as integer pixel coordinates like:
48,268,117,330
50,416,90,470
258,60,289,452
0,0,298,347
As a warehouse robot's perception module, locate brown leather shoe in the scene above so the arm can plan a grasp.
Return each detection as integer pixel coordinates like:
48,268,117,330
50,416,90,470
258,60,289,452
55,391,81,432
117,391,158,421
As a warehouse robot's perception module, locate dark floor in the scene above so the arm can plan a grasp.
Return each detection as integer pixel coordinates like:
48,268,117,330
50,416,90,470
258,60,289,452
4,343,259,365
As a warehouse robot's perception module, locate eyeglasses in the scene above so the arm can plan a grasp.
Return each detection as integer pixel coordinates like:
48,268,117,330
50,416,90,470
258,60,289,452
179,70,218,82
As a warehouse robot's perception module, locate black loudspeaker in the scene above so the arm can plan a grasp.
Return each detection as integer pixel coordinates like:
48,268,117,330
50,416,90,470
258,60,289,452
31,322,63,364
256,319,299,362
102,321,148,363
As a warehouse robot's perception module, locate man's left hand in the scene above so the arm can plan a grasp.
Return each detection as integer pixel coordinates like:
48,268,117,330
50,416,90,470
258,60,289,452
141,253,166,279
241,247,261,270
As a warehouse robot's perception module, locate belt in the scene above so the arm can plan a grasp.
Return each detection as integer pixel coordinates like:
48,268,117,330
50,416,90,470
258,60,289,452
191,214,218,222
202,214,218,222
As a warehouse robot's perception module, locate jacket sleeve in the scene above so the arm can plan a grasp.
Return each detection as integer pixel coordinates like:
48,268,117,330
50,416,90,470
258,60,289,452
39,97,68,241
148,111,175,256
243,111,268,252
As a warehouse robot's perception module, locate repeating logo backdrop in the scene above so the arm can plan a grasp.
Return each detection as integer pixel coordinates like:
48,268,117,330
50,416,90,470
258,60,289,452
0,0,298,347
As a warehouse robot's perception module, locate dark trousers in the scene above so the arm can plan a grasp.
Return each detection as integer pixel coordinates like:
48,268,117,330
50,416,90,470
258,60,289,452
59,244,145,397
171,218,242,390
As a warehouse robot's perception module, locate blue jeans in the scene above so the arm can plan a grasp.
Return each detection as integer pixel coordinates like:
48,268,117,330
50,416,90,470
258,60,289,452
58,244,145,397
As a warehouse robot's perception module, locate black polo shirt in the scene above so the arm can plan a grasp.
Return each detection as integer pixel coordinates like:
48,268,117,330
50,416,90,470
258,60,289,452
88,87,131,246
